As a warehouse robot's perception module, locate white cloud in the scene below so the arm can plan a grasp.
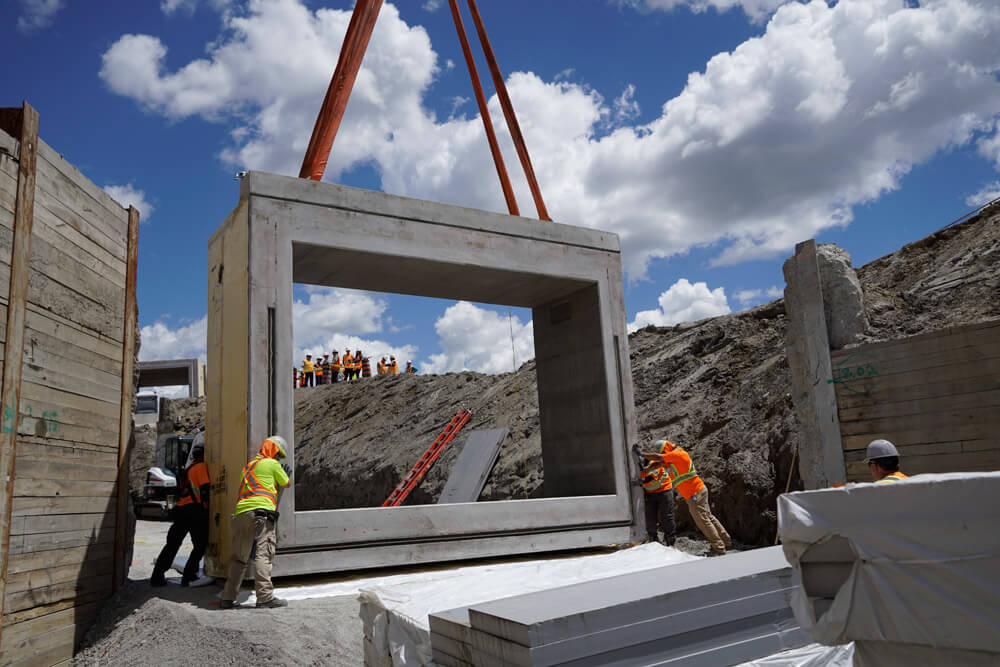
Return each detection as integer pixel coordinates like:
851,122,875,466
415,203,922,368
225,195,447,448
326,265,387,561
17,0,63,32
733,285,783,307
423,0,443,11
139,317,207,361
619,0,792,23
965,181,1000,208
422,302,534,375
102,0,1000,277
292,287,387,348
612,84,641,125
103,183,154,222
629,278,731,331
160,0,232,15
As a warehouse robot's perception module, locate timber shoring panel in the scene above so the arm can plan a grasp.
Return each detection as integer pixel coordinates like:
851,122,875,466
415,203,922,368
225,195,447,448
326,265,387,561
0,106,133,667
832,319,1000,482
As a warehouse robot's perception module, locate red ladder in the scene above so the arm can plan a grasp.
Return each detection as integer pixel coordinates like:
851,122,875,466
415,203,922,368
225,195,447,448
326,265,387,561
382,409,473,507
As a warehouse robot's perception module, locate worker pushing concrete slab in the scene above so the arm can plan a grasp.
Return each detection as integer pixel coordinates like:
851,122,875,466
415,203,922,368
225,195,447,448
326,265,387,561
206,171,642,576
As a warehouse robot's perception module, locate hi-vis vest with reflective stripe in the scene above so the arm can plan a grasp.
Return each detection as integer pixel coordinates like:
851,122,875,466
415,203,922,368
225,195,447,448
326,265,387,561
876,471,908,483
237,455,277,508
642,464,672,493
302,359,315,372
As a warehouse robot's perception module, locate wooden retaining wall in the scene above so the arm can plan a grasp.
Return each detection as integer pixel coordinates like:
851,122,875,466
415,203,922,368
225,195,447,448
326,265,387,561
0,103,138,666
832,319,1000,482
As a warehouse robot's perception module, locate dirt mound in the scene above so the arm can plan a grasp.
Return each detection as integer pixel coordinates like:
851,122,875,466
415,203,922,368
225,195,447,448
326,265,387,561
158,397,206,436
128,425,156,501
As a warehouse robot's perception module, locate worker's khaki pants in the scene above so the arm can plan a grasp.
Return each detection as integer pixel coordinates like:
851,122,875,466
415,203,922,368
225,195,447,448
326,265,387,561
685,488,731,554
221,510,277,604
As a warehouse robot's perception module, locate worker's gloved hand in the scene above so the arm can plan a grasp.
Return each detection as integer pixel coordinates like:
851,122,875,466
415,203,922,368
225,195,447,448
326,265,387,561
281,462,291,478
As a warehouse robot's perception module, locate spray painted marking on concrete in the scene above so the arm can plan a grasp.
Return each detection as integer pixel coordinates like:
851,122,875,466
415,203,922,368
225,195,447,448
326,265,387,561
2,404,59,433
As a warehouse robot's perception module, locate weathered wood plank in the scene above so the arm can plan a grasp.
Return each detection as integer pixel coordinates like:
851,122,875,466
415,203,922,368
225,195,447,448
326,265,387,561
0,102,37,644
12,478,116,498
12,458,118,484
14,440,118,466
2,632,77,667
8,526,115,557
4,574,110,614
35,140,128,247
839,405,1000,437
4,543,113,576
10,496,116,519
838,388,1000,423
5,557,112,595
1,600,99,652
832,320,1000,359
25,306,123,366
14,416,119,450
20,342,123,405
831,338,1000,381
1,590,105,627
27,265,124,343
835,373,1000,410
23,315,123,376
0,168,126,280
9,513,115,540
21,381,121,423
0,127,19,161
113,205,139,592
844,440,964,461
842,421,1000,451
833,358,1000,404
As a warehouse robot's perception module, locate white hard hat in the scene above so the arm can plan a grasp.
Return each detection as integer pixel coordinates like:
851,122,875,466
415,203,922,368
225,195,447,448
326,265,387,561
865,439,899,462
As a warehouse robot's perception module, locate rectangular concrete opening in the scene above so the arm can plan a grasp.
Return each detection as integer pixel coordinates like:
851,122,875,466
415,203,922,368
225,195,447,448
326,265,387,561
207,171,640,575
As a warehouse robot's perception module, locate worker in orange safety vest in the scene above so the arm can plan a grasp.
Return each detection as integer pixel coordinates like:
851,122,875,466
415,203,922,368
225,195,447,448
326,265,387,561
866,439,908,483
353,350,363,380
388,356,399,375
220,436,291,609
151,434,211,587
641,459,675,546
645,439,731,555
330,352,341,383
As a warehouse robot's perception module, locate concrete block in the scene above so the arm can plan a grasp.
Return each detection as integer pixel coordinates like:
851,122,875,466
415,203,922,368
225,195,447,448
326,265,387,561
438,429,508,504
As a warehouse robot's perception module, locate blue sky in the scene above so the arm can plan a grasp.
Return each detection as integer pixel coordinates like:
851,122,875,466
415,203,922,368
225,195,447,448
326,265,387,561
4,0,999,390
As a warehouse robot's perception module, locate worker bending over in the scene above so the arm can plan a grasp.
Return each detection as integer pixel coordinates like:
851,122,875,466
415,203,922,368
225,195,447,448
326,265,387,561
221,436,291,609
866,439,908,483
151,435,210,586
641,458,675,546
645,439,731,555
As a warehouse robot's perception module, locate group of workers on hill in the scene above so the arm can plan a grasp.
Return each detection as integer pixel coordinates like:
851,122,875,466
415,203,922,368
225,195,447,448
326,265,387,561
150,429,908,609
640,437,907,555
294,350,417,387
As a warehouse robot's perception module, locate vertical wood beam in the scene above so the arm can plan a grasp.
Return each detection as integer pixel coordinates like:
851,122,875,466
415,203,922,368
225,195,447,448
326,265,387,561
0,102,39,648
113,206,140,592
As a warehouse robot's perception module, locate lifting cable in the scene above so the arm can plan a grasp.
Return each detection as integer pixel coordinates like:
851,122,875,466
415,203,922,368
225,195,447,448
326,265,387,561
300,1,550,222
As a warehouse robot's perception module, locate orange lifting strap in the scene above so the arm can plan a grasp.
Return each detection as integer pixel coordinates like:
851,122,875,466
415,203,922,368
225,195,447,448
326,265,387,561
299,1,549,221
382,409,473,507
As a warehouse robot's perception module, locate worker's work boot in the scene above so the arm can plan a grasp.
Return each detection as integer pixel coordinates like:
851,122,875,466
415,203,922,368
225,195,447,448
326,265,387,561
149,573,167,587
219,599,241,609
255,597,288,609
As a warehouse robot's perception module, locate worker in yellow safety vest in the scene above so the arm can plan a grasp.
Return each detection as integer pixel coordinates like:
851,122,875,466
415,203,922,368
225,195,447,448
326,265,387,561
342,349,353,381
377,358,386,375
151,434,211,587
645,439,731,555
389,356,399,375
866,439,908,483
353,351,363,380
221,436,291,609
302,354,315,387
641,459,675,546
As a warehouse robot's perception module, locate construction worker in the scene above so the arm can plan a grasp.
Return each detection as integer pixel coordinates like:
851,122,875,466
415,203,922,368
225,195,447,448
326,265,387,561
151,434,210,587
343,349,353,381
318,354,329,385
389,356,399,375
221,435,291,609
302,354,315,387
866,439,908,483
645,439,731,555
405,361,417,374
353,350,363,380
377,357,387,375
641,458,675,546
330,352,341,383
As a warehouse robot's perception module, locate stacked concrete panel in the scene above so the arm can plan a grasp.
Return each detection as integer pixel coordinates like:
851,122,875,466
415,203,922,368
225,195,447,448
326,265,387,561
0,104,138,665
779,473,1000,665
430,547,807,666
